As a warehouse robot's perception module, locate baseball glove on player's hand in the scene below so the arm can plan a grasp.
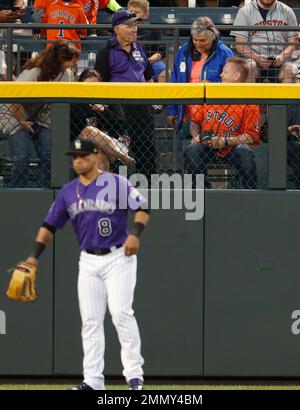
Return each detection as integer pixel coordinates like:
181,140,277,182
6,261,37,302
198,130,221,143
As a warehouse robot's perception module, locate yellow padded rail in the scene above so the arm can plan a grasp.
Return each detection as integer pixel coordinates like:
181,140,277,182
0,82,205,100
206,83,300,100
0,82,299,100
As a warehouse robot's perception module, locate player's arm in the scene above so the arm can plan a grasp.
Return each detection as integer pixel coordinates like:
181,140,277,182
124,210,150,257
26,223,56,267
134,210,150,228
26,188,69,266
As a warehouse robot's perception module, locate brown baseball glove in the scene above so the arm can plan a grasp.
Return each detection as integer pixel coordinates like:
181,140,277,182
198,130,221,143
7,261,37,302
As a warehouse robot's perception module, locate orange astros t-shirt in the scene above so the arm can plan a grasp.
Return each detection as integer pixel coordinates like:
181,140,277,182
45,0,88,49
190,104,261,157
34,0,110,27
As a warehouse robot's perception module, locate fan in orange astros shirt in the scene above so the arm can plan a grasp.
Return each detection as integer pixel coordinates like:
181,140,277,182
43,0,88,50
33,0,122,26
32,0,122,47
186,57,261,189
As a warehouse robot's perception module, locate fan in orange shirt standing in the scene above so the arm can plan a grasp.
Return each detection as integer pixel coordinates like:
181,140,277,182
32,0,122,29
32,0,87,47
43,0,88,50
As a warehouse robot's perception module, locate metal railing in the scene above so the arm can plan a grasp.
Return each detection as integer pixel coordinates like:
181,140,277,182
0,23,299,79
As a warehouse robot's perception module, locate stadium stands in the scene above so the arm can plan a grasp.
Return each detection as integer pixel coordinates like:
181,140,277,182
12,6,300,32
97,6,300,25
0,5,298,189
10,6,300,26
96,7,237,25
14,6,239,25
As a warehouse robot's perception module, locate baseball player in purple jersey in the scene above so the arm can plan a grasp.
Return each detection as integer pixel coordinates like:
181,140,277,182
25,137,150,390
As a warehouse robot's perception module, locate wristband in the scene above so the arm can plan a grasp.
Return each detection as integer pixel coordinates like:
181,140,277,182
30,241,46,259
130,222,145,238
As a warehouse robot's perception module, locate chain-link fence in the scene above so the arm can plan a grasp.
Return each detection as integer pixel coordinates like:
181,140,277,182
0,102,52,188
0,22,299,189
0,98,299,190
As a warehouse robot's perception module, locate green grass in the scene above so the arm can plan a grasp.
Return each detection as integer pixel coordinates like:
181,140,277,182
0,384,300,390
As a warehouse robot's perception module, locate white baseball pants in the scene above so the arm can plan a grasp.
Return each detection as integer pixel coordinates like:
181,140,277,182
78,247,144,390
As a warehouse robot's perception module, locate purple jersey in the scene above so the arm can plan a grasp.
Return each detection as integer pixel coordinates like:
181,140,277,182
44,172,146,250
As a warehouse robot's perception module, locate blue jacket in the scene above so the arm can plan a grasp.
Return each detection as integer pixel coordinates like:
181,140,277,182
167,39,234,129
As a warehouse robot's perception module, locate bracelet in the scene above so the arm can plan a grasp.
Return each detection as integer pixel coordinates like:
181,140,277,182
130,222,145,238
30,241,46,259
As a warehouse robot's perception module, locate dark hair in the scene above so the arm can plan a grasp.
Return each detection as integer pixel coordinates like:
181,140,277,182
24,41,80,81
79,68,101,82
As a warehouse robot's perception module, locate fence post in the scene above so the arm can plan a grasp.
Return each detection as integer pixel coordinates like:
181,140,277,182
51,103,70,188
268,105,287,190
6,28,13,81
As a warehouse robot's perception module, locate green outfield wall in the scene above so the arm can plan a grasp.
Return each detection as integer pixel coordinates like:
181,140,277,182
0,190,299,377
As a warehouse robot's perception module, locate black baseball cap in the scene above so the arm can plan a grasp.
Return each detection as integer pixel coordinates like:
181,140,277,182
112,10,142,27
66,138,99,156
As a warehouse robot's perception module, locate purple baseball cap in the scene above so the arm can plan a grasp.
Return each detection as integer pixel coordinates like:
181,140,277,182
112,10,142,27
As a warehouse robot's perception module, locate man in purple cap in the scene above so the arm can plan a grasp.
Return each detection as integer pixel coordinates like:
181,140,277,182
23,137,150,390
95,9,156,183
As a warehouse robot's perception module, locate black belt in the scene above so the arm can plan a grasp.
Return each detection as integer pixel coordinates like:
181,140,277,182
85,244,123,256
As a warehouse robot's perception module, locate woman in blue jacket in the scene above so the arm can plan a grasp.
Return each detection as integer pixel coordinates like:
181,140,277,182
167,16,234,130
